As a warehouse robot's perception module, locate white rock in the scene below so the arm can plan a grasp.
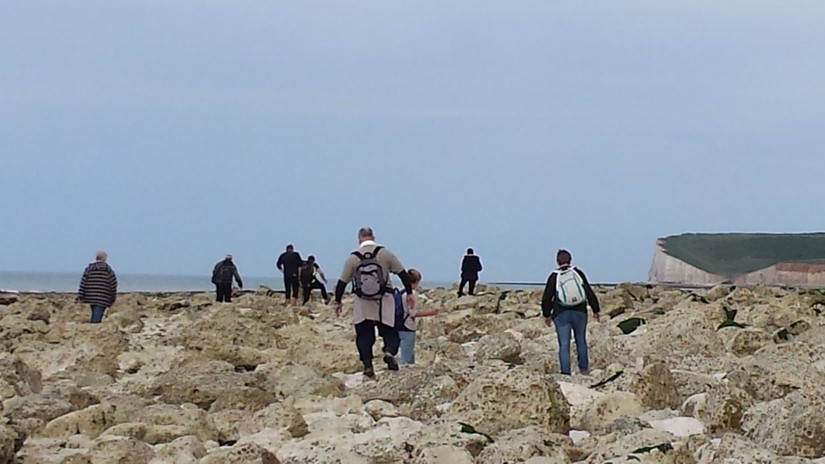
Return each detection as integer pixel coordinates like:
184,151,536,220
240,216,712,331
557,381,604,406
569,430,590,445
647,416,705,437
332,372,366,390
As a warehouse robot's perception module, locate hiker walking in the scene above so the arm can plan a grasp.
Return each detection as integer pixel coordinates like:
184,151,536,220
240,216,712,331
333,227,415,378
458,248,483,297
211,254,243,303
77,250,118,323
541,249,601,375
277,244,303,305
394,268,438,365
300,255,331,304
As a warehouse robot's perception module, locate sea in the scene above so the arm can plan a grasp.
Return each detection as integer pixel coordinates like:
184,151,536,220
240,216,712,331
0,271,513,293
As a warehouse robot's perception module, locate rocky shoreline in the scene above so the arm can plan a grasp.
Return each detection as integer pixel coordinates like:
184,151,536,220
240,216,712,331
1,284,825,463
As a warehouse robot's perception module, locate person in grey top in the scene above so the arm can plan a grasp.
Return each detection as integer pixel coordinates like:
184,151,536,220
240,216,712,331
334,227,415,378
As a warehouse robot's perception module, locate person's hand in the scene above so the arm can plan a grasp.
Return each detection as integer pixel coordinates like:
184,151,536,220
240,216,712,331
593,313,601,322
544,317,553,327
334,302,342,318
405,293,415,308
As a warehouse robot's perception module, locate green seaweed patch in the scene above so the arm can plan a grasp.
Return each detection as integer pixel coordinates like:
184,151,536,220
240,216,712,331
632,443,674,454
618,317,646,334
458,422,495,443
717,320,748,330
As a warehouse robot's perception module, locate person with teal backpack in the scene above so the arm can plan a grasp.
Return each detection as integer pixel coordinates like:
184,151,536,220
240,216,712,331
393,269,438,365
541,249,601,376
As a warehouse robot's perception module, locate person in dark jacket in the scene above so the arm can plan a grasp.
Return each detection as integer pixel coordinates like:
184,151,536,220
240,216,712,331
299,255,331,304
77,250,118,323
458,248,483,297
212,254,243,303
541,249,600,376
277,244,302,305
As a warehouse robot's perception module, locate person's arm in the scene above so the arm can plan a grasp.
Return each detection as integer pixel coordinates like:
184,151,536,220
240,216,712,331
385,250,413,295
576,269,600,317
476,257,482,273
108,268,118,306
335,280,348,303
416,308,439,317
212,263,220,284
316,264,327,283
461,256,468,273
396,270,413,295
234,266,243,289
276,254,284,272
334,255,357,316
78,268,88,302
541,273,557,318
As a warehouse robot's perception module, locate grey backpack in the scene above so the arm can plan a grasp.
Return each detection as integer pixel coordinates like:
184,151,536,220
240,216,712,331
352,246,387,300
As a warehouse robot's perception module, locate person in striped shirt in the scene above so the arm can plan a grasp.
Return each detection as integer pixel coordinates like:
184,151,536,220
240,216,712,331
77,250,118,323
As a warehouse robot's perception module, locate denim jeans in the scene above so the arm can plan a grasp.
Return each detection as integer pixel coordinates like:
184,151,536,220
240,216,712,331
90,305,106,323
399,330,416,365
554,309,589,375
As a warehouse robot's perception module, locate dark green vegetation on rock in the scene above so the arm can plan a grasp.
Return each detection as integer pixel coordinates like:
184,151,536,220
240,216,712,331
662,232,825,275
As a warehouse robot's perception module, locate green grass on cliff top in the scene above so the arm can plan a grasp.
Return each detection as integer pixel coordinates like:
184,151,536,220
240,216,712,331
662,233,825,276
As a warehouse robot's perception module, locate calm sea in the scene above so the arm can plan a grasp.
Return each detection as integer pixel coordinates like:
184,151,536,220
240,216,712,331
0,271,283,293
0,271,480,293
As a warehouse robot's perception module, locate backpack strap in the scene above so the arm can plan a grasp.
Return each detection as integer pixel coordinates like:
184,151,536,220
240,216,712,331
352,246,383,260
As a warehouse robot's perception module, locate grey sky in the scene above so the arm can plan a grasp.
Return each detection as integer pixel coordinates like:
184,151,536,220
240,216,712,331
1,1,823,284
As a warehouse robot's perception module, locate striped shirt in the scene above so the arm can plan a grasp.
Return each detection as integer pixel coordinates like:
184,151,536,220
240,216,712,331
78,262,118,307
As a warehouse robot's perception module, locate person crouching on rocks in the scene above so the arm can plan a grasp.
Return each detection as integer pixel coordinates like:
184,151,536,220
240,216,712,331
395,269,438,365
541,249,601,376
300,255,331,304
333,227,415,379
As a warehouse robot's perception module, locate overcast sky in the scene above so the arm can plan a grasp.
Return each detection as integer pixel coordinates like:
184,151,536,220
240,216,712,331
1,1,823,284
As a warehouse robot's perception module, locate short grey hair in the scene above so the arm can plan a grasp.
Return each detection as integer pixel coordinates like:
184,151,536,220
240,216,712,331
95,250,108,262
358,227,374,239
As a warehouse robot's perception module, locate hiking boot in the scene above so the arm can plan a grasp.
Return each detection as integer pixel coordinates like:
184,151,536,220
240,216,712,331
384,353,399,371
363,360,375,379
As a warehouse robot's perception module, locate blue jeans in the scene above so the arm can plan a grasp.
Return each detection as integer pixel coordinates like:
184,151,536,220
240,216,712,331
90,305,107,323
399,331,416,365
554,310,588,375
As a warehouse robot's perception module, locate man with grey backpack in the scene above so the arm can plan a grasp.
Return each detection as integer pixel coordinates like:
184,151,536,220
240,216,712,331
334,227,415,379
541,249,601,376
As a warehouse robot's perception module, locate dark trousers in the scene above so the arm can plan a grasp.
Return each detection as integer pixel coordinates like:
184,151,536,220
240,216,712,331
216,283,232,302
89,305,106,323
284,274,300,300
302,281,328,304
354,320,400,362
459,278,477,296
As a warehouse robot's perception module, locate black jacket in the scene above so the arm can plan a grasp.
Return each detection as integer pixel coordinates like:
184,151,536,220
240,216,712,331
461,255,483,280
541,265,600,318
277,251,303,276
212,259,243,287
